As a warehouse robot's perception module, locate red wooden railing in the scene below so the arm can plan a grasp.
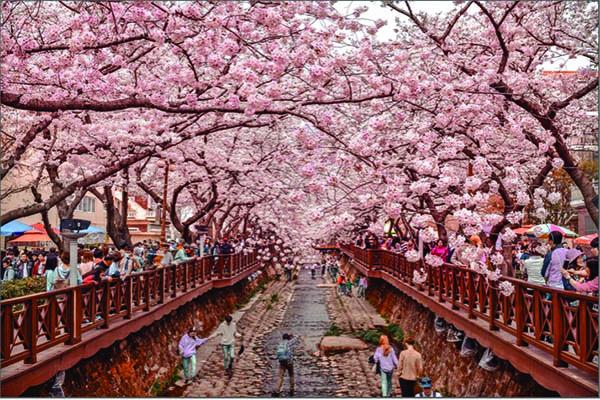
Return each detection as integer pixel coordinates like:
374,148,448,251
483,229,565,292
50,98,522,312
0,251,258,368
340,244,599,376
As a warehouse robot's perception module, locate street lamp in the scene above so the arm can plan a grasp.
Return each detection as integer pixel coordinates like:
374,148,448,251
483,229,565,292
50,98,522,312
157,159,176,244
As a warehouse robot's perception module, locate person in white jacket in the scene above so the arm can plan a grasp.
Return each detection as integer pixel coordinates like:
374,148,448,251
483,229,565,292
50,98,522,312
209,315,243,377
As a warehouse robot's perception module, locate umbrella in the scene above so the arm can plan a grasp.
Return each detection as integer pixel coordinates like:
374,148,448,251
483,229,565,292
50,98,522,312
525,224,578,239
574,233,598,246
0,220,33,236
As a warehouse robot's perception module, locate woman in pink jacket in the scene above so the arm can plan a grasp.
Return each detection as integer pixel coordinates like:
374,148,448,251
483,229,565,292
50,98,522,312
430,240,449,262
561,258,598,295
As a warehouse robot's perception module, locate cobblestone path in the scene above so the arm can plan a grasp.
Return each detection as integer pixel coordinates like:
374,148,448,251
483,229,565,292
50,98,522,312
175,266,389,397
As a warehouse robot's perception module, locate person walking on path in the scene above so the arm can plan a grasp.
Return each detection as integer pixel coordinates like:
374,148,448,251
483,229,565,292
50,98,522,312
273,333,304,397
398,338,423,397
345,276,353,297
178,327,209,384
337,274,345,295
415,377,442,397
359,276,368,298
209,315,243,378
373,335,399,397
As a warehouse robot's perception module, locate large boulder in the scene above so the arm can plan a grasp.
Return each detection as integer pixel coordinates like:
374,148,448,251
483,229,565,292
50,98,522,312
319,336,369,354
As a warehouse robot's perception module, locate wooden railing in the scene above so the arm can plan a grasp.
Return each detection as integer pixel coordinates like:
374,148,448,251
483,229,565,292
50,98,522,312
0,251,258,368
340,244,599,376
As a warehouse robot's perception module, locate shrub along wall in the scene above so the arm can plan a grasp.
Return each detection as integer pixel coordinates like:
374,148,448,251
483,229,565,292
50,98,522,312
0,276,46,299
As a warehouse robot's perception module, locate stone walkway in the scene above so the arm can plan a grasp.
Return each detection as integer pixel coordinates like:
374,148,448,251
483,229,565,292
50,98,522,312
168,267,389,397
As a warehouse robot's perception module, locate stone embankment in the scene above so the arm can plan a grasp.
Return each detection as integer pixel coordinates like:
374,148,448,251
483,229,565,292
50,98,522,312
23,267,276,397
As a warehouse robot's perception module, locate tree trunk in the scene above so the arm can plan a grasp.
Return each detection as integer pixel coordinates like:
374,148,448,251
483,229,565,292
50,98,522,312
99,186,132,249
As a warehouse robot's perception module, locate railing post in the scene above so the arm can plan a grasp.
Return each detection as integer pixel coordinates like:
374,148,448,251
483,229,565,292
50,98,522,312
24,298,38,364
450,267,458,310
1,304,12,362
102,279,111,329
533,292,542,340
488,283,498,331
183,262,188,292
171,265,177,298
467,271,476,319
190,261,197,288
551,291,567,367
144,273,151,311
66,286,82,345
438,266,445,303
89,284,97,325
579,299,589,365
47,297,57,340
426,264,433,296
158,268,165,304
114,279,122,315
125,276,133,318
478,275,486,314
514,284,527,346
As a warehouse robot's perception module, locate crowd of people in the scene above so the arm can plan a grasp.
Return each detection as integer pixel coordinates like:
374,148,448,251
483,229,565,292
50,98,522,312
354,230,599,296
516,233,598,295
1,235,249,292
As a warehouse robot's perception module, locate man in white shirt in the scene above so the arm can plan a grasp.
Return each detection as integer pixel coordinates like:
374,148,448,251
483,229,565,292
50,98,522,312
160,243,174,267
209,315,243,378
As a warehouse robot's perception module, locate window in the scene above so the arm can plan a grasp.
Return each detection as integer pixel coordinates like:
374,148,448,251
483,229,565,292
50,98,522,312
76,196,96,213
128,209,136,218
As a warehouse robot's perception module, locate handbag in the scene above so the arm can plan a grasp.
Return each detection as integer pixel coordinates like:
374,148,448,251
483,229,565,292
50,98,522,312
372,361,381,374
53,278,68,290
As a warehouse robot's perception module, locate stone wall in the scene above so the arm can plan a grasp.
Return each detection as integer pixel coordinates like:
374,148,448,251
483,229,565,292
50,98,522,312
24,267,276,397
365,278,558,397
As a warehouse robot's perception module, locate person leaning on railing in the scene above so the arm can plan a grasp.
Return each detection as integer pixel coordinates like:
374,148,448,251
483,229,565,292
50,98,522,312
561,258,598,295
46,251,82,291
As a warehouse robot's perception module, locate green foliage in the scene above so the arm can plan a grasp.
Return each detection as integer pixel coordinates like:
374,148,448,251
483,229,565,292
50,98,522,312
361,329,383,345
324,323,344,337
0,276,46,300
150,364,182,396
269,293,279,304
386,323,404,343
352,324,404,346
149,380,162,396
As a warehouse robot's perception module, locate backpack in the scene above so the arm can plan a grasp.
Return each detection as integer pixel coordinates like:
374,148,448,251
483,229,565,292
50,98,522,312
276,341,291,362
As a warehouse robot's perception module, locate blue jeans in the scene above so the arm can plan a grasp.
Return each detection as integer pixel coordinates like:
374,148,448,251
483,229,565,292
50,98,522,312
222,344,235,370
381,370,393,397
182,355,197,380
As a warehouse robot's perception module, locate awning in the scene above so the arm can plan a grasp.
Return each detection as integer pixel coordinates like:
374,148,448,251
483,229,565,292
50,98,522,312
0,220,33,236
8,232,53,243
28,223,59,234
